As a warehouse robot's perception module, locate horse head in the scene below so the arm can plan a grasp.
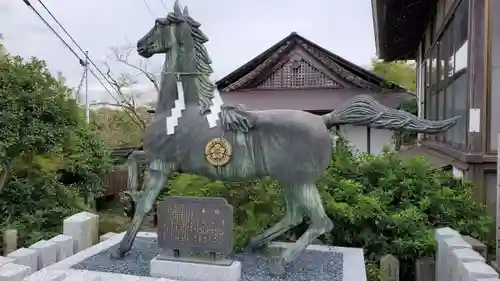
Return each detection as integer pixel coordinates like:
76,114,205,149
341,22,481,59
136,0,194,60
137,0,217,115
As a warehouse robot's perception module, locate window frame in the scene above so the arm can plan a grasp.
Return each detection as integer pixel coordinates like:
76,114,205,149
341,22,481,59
421,0,470,148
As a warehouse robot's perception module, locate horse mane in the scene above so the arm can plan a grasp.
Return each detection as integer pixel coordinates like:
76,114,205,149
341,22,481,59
166,7,257,132
168,10,215,112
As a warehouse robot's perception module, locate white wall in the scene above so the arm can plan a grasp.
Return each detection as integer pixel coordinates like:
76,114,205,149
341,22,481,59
339,125,394,155
339,125,367,153
452,166,464,179
370,127,395,154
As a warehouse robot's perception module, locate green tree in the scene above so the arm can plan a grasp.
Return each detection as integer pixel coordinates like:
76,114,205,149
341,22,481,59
371,59,418,145
0,51,112,248
90,44,159,147
92,106,151,147
371,59,417,92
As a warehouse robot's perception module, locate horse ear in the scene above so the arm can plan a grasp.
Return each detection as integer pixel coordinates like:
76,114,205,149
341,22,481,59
173,0,182,16
183,6,189,16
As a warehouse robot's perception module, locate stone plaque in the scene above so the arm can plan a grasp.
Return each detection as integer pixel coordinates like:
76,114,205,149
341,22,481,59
415,257,435,281
380,254,399,281
157,196,234,255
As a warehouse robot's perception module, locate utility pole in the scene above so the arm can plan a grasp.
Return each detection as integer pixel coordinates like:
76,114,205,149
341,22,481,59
84,51,90,124
82,51,95,211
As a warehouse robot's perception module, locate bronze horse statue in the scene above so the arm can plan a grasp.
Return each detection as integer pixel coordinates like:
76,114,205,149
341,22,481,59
111,1,459,276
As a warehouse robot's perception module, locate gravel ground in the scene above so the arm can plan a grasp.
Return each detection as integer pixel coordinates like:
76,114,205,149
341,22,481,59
71,238,343,281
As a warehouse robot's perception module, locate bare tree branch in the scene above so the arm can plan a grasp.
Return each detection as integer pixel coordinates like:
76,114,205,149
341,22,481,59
110,44,160,92
90,44,160,147
104,64,147,130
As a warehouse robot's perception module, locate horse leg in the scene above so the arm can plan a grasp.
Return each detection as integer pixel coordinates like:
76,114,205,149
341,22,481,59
270,183,333,276
111,159,171,258
127,150,146,202
247,187,303,251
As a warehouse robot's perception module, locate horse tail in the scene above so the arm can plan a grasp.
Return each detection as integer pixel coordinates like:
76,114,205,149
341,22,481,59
322,94,460,134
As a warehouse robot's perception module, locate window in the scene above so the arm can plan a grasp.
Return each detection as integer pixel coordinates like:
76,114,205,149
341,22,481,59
424,58,431,119
429,46,439,141
445,18,455,142
491,0,500,151
449,0,468,146
422,0,469,147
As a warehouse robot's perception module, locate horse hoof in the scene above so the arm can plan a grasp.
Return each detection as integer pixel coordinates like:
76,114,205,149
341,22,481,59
269,261,286,277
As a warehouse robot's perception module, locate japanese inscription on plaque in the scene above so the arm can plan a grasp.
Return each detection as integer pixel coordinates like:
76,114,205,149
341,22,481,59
157,196,234,255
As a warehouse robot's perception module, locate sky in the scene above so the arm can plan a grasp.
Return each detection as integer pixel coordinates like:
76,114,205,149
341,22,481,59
0,0,377,103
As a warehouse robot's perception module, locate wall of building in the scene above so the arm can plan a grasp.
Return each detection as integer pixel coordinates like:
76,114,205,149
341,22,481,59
339,125,394,155
489,0,500,152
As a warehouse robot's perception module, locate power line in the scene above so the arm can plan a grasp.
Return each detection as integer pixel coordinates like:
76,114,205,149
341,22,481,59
33,0,120,93
22,0,86,67
22,0,141,126
142,0,156,19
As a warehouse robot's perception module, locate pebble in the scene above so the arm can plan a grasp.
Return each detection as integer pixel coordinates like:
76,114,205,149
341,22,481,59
71,238,344,281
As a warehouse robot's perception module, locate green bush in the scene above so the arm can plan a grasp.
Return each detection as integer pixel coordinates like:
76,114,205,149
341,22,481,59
319,136,491,258
0,54,112,252
163,134,491,281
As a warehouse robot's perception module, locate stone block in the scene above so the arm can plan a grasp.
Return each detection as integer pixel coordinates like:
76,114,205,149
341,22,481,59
491,260,500,272
435,227,461,281
415,257,434,281
450,248,485,281
441,236,472,281
380,254,399,281
6,248,37,272
23,270,66,281
99,232,116,242
28,240,58,269
0,263,31,281
48,235,74,261
459,262,498,281
0,257,14,268
3,229,17,256
61,274,101,281
463,235,488,259
63,212,99,253
150,256,241,281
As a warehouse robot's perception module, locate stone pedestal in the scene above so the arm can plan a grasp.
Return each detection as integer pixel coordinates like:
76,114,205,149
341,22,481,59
0,257,13,268
150,256,241,281
450,248,485,281
63,212,99,253
23,270,66,281
0,263,31,281
28,240,58,270
435,227,461,281
48,235,74,261
459,261,498,280
2,230,17,256
99,232,116,242
6,248,37,272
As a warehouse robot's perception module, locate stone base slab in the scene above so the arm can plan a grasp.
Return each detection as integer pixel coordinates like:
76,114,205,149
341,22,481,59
150,256,241,281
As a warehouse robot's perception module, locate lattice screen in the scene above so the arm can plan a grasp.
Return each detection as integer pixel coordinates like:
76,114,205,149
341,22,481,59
256,57,342,89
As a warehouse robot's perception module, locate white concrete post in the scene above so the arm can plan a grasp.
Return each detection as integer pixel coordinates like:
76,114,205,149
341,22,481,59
436,227,461,281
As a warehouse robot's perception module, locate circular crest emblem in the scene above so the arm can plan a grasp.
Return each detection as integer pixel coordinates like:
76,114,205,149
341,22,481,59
204,138,232,167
